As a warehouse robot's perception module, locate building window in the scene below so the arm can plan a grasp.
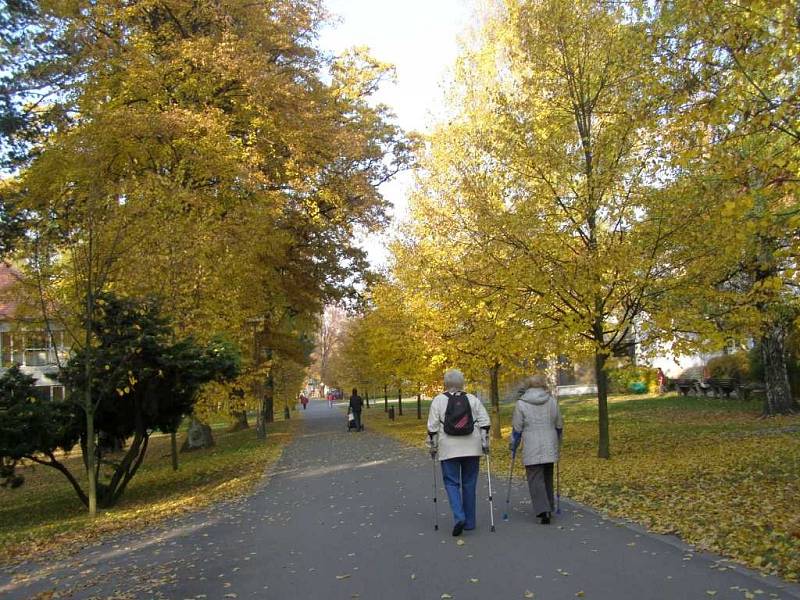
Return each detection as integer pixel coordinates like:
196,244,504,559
24,331,51,366
0,329,68,368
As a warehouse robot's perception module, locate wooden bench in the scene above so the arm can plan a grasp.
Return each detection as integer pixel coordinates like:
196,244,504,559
737,382,766,401
675,378,696,396
707,378,738,398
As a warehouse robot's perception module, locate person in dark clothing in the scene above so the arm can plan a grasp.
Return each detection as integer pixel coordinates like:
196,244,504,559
349,388,364,431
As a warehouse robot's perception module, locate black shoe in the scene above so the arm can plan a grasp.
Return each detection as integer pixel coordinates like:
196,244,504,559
537,512,551,524
452,521,465,536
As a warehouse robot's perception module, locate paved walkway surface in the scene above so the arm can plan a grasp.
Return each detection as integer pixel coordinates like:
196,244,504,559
2,401,799,600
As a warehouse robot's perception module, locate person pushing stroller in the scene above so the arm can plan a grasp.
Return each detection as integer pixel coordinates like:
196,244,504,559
348,388,364,431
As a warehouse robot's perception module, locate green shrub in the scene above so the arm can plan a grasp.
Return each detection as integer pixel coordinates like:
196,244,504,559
707,352,750,381
607,365,656,394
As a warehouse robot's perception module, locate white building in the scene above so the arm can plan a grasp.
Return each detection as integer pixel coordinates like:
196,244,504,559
0,263,69,400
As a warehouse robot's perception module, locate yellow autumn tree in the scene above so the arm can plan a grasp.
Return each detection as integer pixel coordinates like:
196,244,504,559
395,0,710,458
655,0,800,415
2,0,410,510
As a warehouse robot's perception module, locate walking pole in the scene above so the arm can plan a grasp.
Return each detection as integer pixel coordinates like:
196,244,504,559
502,448,516,521
431,455,439,531
556,460,561,515
555,383,562,516
486,453,496,532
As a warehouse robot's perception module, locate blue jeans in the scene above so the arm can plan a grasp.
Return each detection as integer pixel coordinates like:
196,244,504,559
441,456,480,529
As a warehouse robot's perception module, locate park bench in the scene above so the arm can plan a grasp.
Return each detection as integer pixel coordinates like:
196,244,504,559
696,379,714,396
737,382,766,401
707,377,738,398
675,378,695,396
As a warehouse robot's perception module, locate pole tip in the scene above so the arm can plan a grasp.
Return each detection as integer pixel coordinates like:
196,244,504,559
434,525,438,530
491,525,496,532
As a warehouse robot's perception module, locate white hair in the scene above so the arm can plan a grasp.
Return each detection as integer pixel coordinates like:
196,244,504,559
443,368,465,391
525,374,548,389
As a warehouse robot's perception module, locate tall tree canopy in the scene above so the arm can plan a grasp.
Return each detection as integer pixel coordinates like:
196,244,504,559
0,0,411,511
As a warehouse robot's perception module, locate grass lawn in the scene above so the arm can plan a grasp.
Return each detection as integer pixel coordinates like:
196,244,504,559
365,392,800,582
0,414,298,566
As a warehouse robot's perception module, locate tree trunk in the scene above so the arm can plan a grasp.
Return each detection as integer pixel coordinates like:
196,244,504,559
103,430,150,508
384,384,388,412
85,410,97,516
256,361,275,439
416,387,422,420
761,321,795,415
264,368,275,424
85,407,97,516
490,362,502,440
228,410,249,432
398,387,403,416
595,350,610,459
365,390,369,408
170,430,179,471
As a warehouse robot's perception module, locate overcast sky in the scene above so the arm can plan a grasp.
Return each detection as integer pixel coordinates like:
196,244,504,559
318,0,474,267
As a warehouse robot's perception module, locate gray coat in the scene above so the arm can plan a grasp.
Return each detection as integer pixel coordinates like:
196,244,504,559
511,387,563,466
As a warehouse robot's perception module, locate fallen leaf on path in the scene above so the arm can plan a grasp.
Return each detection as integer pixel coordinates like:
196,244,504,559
469,578,479,583
336,574,351,580
524,592,534,598
456,539,465,546
441,595,453,599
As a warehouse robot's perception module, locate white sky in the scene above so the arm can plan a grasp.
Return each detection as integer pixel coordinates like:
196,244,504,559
318,0,474,267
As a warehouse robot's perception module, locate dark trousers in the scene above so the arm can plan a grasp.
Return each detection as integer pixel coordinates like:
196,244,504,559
352,410,362,430
441,456,480,528
525,463,555,516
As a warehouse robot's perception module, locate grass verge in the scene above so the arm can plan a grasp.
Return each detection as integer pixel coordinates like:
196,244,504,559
365,393,800,582
0,414,299,566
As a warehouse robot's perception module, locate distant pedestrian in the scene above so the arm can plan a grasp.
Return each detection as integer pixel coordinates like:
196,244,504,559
300,393,309,410
510,375,563,524
426,368,491,536
328,392,334,408
349,388,364,431
656,368,667,395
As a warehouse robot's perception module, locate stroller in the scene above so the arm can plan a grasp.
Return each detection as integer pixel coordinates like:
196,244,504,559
346,411,364,432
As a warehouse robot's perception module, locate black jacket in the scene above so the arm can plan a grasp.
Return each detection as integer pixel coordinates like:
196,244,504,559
349,395,363,412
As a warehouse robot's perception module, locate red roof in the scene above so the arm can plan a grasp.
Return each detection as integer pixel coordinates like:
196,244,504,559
0,262,22,319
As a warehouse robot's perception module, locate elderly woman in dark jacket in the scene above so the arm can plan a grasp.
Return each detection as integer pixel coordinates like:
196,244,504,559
509,375,563,524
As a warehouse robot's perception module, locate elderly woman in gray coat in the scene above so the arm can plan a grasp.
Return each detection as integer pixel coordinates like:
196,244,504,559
509,375,563,524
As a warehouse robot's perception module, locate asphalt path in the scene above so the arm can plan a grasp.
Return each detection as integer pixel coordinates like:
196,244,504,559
2,400,799,600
